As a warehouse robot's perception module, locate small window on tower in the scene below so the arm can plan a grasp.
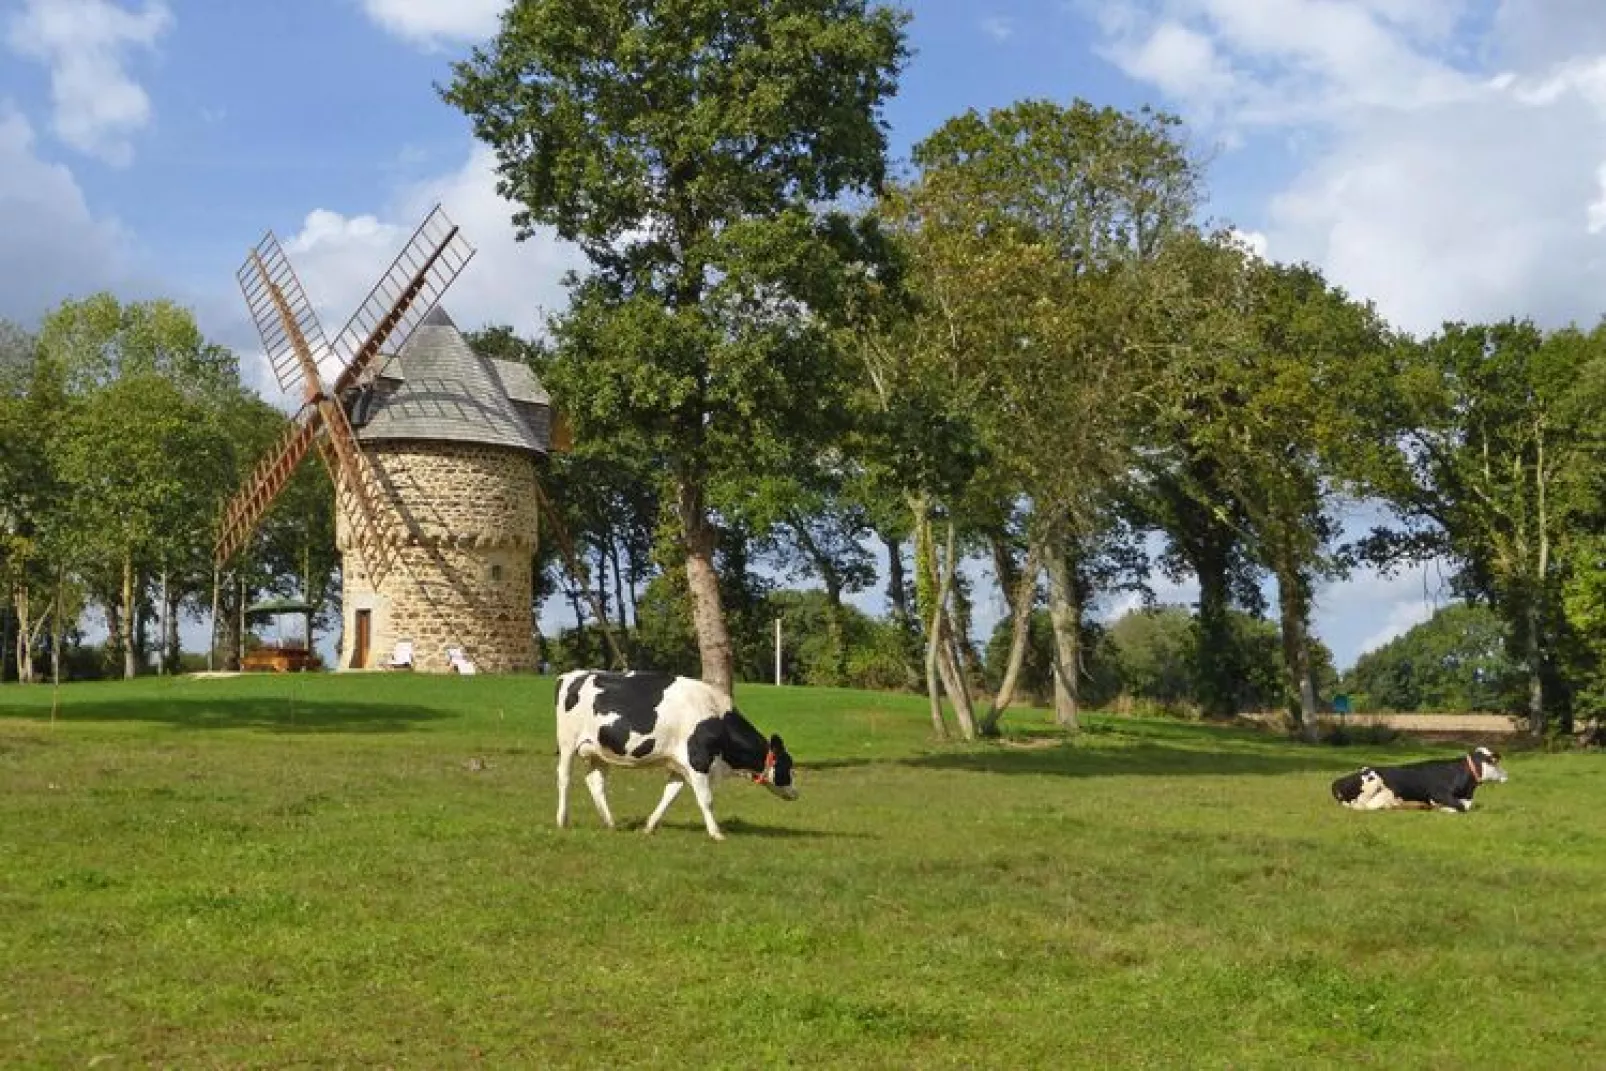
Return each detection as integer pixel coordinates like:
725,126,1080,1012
490,564,503,582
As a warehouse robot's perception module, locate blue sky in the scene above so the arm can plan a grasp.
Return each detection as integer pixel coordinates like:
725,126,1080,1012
5,0,1606,668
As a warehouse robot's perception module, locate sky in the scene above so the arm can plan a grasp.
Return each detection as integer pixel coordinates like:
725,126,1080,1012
3,0,1604,669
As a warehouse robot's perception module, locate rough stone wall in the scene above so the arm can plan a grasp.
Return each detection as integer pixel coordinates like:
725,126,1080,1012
338,441,538,673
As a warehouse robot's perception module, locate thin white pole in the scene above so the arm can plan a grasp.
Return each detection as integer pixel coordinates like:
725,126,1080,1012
774,617,782,686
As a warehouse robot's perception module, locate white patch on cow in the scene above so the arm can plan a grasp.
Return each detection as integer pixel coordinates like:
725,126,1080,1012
1348,768,1400,811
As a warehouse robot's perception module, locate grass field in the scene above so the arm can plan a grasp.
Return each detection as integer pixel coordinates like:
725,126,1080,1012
2,674,1603,1068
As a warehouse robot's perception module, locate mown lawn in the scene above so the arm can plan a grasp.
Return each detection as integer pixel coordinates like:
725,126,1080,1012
1,673,1602,1068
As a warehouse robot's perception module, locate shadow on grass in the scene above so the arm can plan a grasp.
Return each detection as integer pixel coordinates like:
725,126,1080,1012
897,742,1359,779
885,718,1427,780
1,696,449,734
638,817,873,840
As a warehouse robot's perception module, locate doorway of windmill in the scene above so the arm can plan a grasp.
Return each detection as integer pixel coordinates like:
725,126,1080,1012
354,609,372,669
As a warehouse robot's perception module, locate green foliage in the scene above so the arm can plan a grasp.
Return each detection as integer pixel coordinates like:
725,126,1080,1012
1359,320,1606,731
983,604,1338,715
1345,603,1528,714
444,0,910,685
768,588,912,690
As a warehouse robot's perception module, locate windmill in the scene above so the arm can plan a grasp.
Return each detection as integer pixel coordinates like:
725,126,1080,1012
214,208,473,654
216,206,625,673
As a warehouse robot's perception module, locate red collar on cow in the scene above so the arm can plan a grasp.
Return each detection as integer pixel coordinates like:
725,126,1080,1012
751,750,776,784
1465,754,1481,782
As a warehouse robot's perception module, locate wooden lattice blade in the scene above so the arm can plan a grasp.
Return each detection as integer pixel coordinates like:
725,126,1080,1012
214,413,320,565
315,395,401,588
328,204,475,394
237,233,332,398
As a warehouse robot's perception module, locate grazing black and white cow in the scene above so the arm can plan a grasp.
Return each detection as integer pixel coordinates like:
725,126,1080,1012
554,670,797,841
1331,746,1509,813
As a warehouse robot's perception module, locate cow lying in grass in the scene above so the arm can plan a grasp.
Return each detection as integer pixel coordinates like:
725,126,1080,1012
1331,747,1509,813
554,670,797,841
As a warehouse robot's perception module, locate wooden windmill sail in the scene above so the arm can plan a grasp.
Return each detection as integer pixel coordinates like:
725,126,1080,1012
214,206,474,584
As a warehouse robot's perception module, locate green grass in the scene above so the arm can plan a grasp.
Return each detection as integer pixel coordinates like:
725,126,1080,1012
2,674,1602,1068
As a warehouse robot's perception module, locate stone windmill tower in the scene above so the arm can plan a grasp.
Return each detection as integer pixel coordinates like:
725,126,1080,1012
339,306,550,672
215,207,552,675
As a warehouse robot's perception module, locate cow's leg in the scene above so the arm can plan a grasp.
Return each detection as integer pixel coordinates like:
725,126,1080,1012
555,744,575,828
687,770,725,841
644,774,685,834
1359,786,1399,811
1432,791,1469,813
584,762,616,829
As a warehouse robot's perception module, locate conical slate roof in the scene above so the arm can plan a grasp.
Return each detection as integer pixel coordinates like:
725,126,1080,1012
353,306,550,454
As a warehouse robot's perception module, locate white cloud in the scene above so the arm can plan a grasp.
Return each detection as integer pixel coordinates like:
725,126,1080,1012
359,0,504,46
1083,0,1606,335
4,0,171,166
0,102,134,323
1324,561,1448,663
1229,226,1268,260
981,16,1015,42
224,146,582,406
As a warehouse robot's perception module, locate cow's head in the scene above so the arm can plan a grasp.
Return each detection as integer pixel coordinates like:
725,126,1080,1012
1471,746,1509,783
753,734,798,801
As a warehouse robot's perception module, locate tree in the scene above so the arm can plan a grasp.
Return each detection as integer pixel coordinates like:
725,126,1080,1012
444,0,909,695
886,99,1202,733
1134,234,1393,734
762,476,876,686
1,323,51,681
54,375,225,678
1361,321,1606,734
33,295,243,678
1344,603,1523,713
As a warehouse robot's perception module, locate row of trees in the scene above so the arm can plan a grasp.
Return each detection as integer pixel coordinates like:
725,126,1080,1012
0,296,336,683
444,0,1605,738
4,1,1602,742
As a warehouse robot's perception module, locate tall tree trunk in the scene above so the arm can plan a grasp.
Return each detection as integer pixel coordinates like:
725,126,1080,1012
1044,536,1082,731
121,553,136,680
14,584,34,684
302,541,315,659
51,568,64,686
236,573,245,671
922,525,952,740
1274,551,1319,741
823,572,846,686
884,532,910,633
166,587,181,673
914,508,950,739
1529,443,1551,736
678,478,734,696
566,584,588,664
208,566,220,672
625,542,643,625
934,522,977,740
608,538,628,631
1525,595,1546,737
948,578,983,690
594,544,611,627
157,569,168,676
1192,534,1238,720
980,543,1041,736
922,517,978,739
0,603,12,684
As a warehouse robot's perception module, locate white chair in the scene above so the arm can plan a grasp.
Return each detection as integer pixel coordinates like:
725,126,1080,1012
385,640,414,670
447,646,477,675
